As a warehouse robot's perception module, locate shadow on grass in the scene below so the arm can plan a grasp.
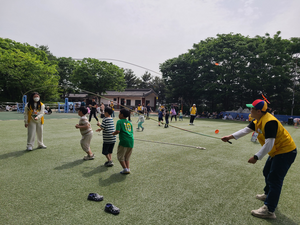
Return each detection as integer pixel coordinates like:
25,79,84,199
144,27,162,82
98,173,127,187
54,159,85,170
0,149,29,159
82,165,108,177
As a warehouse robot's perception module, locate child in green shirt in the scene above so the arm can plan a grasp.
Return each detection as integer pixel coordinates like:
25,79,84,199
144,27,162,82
112,108,134,174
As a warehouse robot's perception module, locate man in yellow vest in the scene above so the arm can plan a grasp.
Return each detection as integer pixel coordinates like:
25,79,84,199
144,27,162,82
221,99,297,219
189,104,197,125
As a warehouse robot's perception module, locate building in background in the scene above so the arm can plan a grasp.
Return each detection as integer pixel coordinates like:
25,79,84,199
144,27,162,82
102,89,158,110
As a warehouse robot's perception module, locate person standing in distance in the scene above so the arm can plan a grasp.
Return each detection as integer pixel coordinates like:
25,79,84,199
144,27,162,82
109,101,115,117
89,98,98,123
221,99,297,219
81,99,86,107
24,92,47,150
189,104,197,125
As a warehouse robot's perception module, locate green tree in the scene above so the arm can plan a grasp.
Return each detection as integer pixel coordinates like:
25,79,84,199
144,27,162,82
0,38,59,101
71,58,126,94
56,57,77,96
160,32,298,114
124,69,139,88
139,71,153,88
150,76,166,104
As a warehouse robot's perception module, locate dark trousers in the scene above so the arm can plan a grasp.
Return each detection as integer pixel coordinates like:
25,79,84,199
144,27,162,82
190,115,196,123
89,110,98,122
164,118,169,128
171,115,177,121
263,149,297,212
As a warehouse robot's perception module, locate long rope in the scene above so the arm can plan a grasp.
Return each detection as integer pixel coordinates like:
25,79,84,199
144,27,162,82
78,88,225,142
134,138,206,150
24,85,228,144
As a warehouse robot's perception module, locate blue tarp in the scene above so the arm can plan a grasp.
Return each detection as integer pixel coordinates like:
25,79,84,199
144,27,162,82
223,112,299,123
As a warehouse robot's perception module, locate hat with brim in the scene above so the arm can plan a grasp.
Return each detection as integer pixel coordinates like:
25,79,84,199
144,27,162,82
246,99,268,111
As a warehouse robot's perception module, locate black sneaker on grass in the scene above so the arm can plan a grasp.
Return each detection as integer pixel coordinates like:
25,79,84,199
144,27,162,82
87,193,103,201
105,203,120,215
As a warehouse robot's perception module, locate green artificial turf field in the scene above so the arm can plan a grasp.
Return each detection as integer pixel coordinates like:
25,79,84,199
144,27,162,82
0,112,299,225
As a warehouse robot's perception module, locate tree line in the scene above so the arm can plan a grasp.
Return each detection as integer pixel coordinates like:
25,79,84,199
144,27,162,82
0,37,164,103
160,32,300,115
1,32,300,115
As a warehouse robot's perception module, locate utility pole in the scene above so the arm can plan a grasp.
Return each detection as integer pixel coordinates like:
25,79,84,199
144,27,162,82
292,53,299,116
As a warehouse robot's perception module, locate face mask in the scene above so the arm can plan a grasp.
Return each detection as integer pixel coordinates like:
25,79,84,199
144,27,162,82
33,97,40,102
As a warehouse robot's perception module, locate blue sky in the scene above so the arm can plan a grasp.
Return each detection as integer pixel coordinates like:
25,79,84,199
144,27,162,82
1,0,299,77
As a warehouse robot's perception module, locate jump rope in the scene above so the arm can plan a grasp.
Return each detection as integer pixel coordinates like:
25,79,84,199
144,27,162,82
24,84,232,149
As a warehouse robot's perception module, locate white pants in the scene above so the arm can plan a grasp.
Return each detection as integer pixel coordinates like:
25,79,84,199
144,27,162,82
27,121,44,148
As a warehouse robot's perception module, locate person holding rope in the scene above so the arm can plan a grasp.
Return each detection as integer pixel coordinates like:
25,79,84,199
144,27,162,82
109,101,115,117
221,99,297,219
189,104,197,125
24,92,47,151
170,106,177,122
89,98,99,123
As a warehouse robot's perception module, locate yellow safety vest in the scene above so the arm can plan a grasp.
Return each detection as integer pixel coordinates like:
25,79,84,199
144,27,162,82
248,114,253,122
110,103,114,111
190,107,197,115
28,103,44,124
254,112,296,157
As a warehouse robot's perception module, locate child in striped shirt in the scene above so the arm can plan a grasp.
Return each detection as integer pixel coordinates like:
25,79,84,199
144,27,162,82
75,107,94,160
96,107,116,167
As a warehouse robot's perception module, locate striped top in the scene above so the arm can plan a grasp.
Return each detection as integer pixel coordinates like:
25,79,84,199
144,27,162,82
79,116,93,136
100,117,116,143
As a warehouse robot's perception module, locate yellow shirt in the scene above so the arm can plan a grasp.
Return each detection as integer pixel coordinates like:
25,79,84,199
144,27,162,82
254,113,296,157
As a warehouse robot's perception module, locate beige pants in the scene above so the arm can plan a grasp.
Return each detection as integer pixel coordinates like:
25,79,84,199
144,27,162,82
80,132,93,153
27,121,44,148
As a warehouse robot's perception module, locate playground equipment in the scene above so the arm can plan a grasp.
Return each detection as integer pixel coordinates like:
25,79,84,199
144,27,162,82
57,98,76,113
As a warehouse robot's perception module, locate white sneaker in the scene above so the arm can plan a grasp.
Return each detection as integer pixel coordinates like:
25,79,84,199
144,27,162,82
251,205,276,219
37,145,47,149
26,146,33,151
120,168,130,174
256,193,267,201
83,154,95,160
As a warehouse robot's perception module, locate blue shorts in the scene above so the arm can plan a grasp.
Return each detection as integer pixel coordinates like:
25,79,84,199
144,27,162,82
102,142,115,155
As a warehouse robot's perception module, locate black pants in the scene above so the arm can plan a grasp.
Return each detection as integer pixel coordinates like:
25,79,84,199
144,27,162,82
190,115,196,124
89,110,98,122
171,115,177,121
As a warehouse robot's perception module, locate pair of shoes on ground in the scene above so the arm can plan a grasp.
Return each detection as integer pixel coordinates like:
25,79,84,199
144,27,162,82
120,168,130,174
87,193,120,215
251,194,276,219
189,123,194,125
83,154,95,160
104,160,114,167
